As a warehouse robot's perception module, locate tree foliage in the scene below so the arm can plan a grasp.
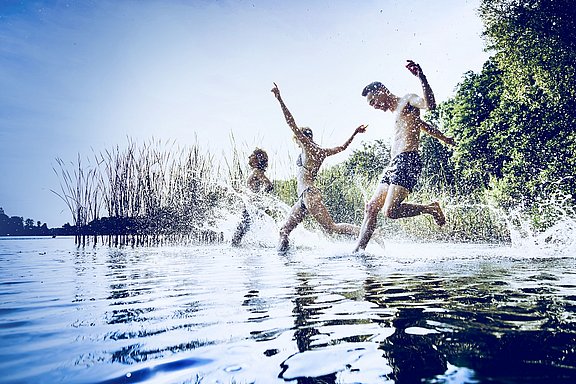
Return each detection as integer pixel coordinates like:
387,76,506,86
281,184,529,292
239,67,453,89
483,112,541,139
433,58,504,195
437,0,576,208
343,139,389,182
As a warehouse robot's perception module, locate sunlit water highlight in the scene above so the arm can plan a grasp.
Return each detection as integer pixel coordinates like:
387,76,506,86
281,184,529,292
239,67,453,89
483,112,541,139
1,232,575,383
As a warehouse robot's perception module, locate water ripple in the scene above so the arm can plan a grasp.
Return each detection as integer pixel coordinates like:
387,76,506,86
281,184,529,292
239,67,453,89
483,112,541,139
0,237,575,383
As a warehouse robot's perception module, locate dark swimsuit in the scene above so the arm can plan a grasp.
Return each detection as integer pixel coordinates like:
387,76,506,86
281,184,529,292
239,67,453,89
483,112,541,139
380,151,422,192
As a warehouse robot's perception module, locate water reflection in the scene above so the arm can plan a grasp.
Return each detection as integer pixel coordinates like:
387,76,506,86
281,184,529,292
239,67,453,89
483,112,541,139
279,272,339,383
0,238,575,383
359,256,576,383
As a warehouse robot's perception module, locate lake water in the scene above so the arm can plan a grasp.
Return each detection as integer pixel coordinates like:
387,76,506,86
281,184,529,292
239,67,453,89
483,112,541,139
1,233,575,383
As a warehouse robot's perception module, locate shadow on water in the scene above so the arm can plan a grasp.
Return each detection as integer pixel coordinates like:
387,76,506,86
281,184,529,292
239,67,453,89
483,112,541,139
278,271,339,383
357,254,576,383
276,248,576,383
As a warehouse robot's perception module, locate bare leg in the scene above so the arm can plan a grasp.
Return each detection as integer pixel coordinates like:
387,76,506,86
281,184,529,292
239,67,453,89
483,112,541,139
354,184,389,252
429,202,446,226
305,189,361,237
384,185,446,225
231,209,251,246
278,201,306,252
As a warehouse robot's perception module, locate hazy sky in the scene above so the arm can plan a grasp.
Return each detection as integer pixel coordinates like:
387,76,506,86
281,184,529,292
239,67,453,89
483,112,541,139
0,0,489,227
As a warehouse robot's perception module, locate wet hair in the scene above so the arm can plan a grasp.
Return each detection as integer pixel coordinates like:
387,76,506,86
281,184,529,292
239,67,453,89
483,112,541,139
301,127,313,139
250,148,268,170
361,81,389,97
293,127,313,146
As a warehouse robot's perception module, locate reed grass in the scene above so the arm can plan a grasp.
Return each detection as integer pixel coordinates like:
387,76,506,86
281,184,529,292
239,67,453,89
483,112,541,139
52,154,101,245
53,138,230,245
391,188,511,243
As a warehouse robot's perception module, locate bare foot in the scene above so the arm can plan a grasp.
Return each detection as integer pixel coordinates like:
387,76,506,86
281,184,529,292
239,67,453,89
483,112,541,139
430,202,446,226
277,235,289,254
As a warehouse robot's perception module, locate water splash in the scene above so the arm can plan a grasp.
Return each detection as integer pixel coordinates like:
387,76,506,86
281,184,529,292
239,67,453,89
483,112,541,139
214,176,576,256
212,184,292,247
507,207,576,254
505,184,576,255
443,182,576,256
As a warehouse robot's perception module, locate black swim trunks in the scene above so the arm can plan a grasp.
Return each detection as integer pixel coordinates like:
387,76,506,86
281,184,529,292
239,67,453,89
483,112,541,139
380,151,421,192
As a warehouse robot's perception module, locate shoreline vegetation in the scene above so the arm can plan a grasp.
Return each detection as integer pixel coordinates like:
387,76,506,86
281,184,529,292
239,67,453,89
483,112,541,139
3,1,574,247
1,137,510,246
2,133,569,248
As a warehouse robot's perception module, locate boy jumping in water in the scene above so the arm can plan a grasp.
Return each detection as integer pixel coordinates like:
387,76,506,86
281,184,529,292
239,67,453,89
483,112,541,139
354,60,456,252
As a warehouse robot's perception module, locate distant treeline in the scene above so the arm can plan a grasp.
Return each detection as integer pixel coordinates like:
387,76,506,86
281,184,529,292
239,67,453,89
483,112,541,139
0,207,69,236
0,207,223,244
63,216,223,244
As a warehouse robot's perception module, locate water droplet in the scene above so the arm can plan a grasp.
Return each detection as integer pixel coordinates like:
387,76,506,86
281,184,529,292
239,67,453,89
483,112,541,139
224,364,243,373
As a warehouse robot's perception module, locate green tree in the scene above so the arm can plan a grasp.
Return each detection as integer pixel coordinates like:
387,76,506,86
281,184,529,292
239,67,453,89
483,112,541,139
8,216,23,234
434,58,504,196
436,0,576,210
477,0,576,206
480,0,576,104
316,164,365,225
343,139,389,182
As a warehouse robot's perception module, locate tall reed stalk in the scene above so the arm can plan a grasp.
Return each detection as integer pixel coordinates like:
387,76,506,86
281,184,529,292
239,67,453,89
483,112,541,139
54,138,233,246
52,154,100,245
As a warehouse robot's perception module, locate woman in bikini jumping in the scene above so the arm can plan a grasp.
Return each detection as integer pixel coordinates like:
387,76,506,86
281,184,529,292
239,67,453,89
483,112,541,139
271,82,367,253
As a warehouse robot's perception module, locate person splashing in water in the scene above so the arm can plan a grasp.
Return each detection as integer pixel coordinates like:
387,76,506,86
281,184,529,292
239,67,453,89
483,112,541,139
354,60,456,253
231,148,274,246
246,148,273,195
271,82,367,253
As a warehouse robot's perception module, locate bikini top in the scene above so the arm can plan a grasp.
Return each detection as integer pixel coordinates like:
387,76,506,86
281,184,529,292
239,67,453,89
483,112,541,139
297,153,317,178
296,153,304,167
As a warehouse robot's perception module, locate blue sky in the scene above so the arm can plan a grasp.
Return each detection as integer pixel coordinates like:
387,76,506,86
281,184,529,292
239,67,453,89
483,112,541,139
0,0,489,227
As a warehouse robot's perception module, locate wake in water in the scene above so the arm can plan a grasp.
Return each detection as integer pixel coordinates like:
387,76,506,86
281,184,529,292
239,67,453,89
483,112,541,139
211,177,576,258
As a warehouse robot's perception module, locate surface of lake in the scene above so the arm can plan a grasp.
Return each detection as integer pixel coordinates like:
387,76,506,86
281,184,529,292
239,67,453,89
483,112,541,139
1,235,575,383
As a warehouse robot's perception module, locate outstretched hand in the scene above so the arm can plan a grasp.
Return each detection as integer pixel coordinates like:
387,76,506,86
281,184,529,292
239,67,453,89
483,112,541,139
355,124,368,134
271,82,281,99
406,59,424,78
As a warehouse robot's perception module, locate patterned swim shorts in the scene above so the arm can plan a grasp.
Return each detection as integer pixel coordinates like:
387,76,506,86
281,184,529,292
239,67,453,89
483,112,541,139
380,151,422,192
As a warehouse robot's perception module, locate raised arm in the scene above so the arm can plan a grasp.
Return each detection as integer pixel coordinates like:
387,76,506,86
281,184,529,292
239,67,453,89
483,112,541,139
406,60,436,110
324,124,368,156
271,83,309,142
